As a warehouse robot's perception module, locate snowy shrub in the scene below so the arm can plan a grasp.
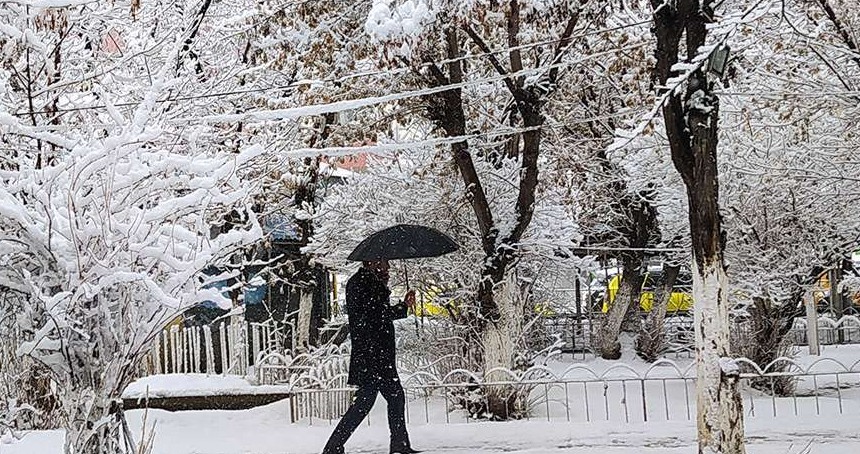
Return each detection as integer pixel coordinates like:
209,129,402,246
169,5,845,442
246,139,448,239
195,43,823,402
1,127,264,453
730,298,800,396
0,292,60,434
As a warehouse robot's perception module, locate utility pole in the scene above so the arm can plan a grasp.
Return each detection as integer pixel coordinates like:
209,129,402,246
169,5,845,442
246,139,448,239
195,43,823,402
830,263,844,343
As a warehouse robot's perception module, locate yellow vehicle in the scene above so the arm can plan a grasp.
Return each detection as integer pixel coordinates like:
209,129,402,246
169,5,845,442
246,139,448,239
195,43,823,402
411,286,458,317
601,273,693,313
408,286,557,317
812,267,860,313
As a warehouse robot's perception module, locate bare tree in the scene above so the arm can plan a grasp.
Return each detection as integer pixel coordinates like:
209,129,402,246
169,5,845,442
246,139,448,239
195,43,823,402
413,3,591,418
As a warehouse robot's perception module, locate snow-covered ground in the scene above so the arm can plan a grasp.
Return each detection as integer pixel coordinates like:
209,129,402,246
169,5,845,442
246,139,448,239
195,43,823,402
5,345,860,454
5,402,860,454
122,374,291,399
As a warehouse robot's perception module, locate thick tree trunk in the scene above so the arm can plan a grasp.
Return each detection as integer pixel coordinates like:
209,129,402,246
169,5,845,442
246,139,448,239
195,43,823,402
597,201,654,359
651,1,746,452
636,264,680,362
292,117,329,349
692,262,744,454
619,264,646,334
423,15,562,419
295,291,314,351
481,275,525,419
597,263,643,360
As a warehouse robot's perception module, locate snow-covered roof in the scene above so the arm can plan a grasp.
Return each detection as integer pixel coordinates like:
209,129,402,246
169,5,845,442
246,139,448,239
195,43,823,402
263,213,300,241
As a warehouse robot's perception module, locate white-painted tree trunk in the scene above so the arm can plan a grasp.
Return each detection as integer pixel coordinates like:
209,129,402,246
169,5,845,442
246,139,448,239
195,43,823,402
693,260,745,454
296,290,315,352
481,276,525,419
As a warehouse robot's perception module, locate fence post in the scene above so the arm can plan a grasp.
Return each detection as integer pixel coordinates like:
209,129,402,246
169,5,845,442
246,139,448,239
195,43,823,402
220,322,229,375
204,325,215,374
192,326,201,373
171,325,179,373
252,324,261,364
162,329,170,373
149,339,159,375
805,291,820,356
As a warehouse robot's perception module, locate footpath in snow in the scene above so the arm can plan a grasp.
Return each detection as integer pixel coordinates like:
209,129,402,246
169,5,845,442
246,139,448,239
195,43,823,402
6,345,860,453
5,400,859,454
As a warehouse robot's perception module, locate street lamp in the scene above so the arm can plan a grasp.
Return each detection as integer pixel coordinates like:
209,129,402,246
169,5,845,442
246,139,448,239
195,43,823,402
708,44,731,77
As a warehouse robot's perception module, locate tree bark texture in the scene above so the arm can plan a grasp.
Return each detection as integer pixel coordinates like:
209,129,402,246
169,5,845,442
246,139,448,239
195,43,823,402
636,264,680,362
422,17,549,418
651,1,746,452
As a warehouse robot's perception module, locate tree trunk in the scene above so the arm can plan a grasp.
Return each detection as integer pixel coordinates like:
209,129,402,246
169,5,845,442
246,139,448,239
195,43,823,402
651,1,746,452
619,263,646,334
583,163,659,356
422,18,554,419
295,290,315,351
692,261,744,454
292,116,328,349
481,275,525,420
636,264,680,362
597,268,640,359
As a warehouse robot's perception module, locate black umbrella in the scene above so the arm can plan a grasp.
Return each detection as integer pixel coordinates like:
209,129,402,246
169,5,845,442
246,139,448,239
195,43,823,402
348,224,458,337
347,224,458,261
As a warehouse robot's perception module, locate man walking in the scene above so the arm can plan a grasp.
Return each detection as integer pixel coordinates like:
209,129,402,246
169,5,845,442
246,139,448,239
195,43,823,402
322,260,420,454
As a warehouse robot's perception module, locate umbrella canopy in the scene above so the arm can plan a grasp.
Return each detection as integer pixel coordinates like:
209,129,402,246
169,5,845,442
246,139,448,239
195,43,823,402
347,224,459,261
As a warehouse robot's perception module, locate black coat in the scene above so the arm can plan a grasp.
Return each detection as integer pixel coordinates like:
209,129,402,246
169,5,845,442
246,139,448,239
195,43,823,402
345,267,408,386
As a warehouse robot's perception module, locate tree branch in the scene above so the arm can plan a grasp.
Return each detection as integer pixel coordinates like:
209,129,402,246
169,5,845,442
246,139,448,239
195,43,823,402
547,6,582,85
430,28,497,255
461,23,523,100
507,0,523,84
176,0,213,74
815,0,860,72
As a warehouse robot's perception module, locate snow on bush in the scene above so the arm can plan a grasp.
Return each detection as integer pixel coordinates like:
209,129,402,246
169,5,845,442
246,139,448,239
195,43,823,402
1,75,265,451
365,0,436,46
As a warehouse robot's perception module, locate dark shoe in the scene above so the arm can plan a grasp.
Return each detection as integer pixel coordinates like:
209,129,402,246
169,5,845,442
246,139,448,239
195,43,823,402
390,448,421,454
321,446,344,454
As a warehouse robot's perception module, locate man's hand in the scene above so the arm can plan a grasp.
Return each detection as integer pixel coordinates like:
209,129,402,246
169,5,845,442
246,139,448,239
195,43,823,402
404,290,416,309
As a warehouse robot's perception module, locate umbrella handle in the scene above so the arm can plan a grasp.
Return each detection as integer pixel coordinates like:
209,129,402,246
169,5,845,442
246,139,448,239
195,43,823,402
403,263,420,337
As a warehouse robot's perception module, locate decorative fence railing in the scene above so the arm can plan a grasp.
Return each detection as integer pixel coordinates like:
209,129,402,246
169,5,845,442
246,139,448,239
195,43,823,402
275,357,860,425
788,315,860,346
540,314,697,358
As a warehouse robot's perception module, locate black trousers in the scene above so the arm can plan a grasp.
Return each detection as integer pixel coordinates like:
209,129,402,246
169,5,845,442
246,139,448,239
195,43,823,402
323,377,410,451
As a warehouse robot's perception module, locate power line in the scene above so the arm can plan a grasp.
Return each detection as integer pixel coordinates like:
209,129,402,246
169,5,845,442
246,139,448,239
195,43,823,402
715,90,860,98
570,246,689,253
12,83,300,117
11,19,653,118
180,43,649,125
260,114,642,165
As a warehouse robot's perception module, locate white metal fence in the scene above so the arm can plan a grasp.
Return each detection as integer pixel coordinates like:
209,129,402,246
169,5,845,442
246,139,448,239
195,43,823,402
280,357,860,425
788,315,860,345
